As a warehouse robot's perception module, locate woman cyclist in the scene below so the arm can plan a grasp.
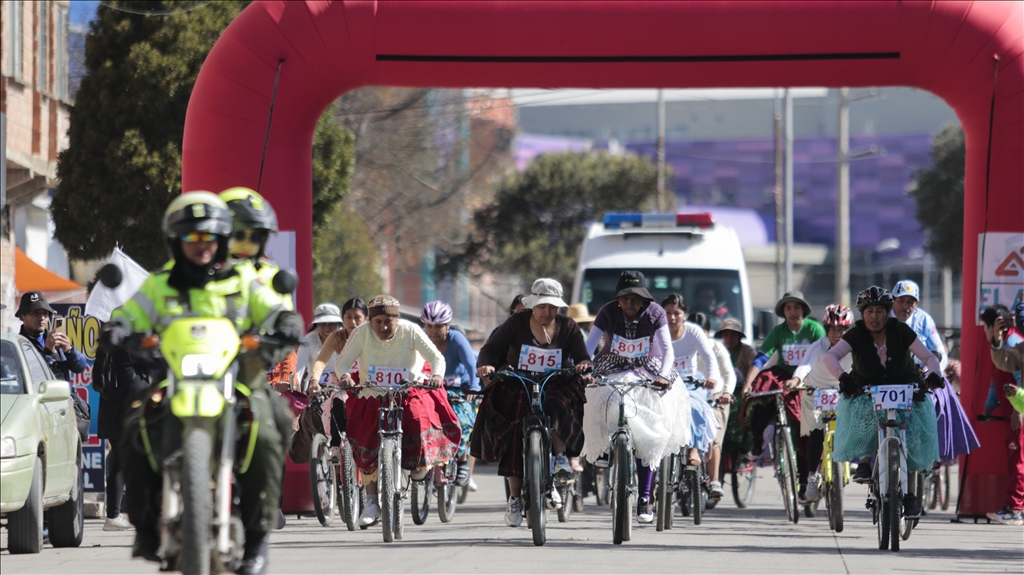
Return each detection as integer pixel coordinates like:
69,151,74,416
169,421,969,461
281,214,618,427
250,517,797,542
824,286,944,519
582,272,689,524
297,303,343,384
309,298,369,389
421,300,480,486
688,309,736,501
334,295,461,527
473,278,592,528
789,304,853,503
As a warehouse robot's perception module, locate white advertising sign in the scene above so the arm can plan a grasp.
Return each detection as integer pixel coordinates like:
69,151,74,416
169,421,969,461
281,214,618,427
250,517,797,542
977,232,1024,323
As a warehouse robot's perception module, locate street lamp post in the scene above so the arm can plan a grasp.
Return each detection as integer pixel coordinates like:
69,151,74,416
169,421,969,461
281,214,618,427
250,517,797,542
836,88,851,307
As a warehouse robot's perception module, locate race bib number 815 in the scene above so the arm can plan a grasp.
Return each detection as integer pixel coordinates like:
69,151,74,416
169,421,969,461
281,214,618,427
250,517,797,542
367,365,410,385
518,345,562,372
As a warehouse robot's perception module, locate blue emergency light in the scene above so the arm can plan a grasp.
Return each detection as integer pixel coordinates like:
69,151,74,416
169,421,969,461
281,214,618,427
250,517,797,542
603,213,714,230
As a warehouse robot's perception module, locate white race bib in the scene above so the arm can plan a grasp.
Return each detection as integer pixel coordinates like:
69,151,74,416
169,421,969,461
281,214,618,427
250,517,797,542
870,384,914,411
444,375,461,389
366,365,410,385
813,388,840,412
673,357,694,378
782,343,811,365
610,335,650,359
518,345,562,372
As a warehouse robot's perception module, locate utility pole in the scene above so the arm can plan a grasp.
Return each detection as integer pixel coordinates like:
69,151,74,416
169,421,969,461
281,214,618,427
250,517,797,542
836,88,851,307
784,88,794,293
657,89,666,213
774,90,784,301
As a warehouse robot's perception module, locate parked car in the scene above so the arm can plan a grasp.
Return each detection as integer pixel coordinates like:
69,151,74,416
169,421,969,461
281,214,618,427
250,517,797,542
1,332,84,553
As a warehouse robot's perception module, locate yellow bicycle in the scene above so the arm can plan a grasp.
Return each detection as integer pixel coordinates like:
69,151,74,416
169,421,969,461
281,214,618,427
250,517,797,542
812,386,850,532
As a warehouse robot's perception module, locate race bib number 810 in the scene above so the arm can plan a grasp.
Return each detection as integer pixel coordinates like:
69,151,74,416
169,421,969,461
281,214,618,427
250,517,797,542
610,335,650,359
870,385,914,411
518,345,562,372
367,365,410,385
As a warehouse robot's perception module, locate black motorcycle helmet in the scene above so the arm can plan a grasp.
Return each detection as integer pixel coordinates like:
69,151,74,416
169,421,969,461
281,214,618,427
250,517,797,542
220,187,278,233
161,192,233,279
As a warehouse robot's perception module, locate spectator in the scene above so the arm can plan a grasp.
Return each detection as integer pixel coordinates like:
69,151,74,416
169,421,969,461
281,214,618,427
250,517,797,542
15,291,86,381
981,304,1024,526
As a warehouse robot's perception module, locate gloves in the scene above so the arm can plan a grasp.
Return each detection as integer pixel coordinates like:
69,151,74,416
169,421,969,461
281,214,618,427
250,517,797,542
925,372,945,390
98,319,132,351
838,373,862,398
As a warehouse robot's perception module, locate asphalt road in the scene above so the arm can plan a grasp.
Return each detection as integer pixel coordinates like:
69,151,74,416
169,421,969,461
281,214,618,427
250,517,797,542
2,464,1021,574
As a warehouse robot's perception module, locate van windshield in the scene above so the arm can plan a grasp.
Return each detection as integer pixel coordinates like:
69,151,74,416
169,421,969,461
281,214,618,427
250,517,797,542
580,268,744,333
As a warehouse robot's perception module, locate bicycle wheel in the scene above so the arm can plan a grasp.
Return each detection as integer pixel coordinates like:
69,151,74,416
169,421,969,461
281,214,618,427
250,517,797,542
438,462,458,523
830,458,844,533
339,441,360,531
457,484,469,505
310,434,336,527
804,500,817,518
732,459,757,509
686,466,703,526
612,433,631,544
598,467,611,507
526,430,547,547
380,438,400,543
916,472,928,517
775,430,799,524
887,442,902,552
557,477,574,523
410,477,430,526
939,465,951,511
656,455,674,531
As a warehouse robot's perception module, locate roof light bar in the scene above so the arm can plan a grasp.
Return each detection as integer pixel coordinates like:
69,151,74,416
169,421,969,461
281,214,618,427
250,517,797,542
603,213,715,230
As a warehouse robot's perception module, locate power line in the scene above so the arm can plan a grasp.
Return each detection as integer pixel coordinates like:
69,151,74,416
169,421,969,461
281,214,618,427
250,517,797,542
99,1,212,17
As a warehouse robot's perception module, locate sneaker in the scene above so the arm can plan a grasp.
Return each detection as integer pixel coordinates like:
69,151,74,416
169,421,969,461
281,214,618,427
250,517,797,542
853,463,873,484
359,499,380,527
804,474,822,503
103,514,133,531
553,453,573,476
467,477,479,492
570,457,584,473
131,527,160,562
410,468,429,481
456,461,470,487
903,493,922,519
987,507,1024,526
593,454,610,468
547,486,563,510
708,481,725,500
505,497,524,527
637,498,654,524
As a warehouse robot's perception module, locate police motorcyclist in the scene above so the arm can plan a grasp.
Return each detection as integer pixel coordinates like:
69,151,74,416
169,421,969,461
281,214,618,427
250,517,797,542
101,192,301,575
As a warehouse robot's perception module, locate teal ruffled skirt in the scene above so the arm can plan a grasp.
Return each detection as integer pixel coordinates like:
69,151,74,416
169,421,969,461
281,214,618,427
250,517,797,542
448,391,477,459
833,394,939,473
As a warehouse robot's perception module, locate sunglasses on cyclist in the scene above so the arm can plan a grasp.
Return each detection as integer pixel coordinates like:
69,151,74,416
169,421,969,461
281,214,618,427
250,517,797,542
181,232,218,243
232,230,269,244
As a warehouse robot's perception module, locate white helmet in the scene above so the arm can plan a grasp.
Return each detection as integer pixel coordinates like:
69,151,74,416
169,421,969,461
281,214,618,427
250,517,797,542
892,280,920,301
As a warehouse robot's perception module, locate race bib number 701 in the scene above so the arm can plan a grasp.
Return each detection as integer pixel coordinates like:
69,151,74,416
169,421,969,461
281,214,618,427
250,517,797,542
870,384,914,411
518,345,562,372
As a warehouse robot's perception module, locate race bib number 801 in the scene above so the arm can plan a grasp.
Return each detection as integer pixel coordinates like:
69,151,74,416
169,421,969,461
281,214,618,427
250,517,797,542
367,365,410,385
610,335,650,359
518,345,562,372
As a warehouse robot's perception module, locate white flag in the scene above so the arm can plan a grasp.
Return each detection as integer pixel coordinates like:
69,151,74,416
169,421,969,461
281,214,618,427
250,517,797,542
84,248,150,322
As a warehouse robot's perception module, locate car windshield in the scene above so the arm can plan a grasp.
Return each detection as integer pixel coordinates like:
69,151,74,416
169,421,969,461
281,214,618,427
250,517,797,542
1,340,26,395
580,268,744,332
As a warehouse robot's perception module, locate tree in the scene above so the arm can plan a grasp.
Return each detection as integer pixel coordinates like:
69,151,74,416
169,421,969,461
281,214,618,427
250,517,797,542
313,202,383,305
53,1,356,273
438,152,661,293
908,123,964,275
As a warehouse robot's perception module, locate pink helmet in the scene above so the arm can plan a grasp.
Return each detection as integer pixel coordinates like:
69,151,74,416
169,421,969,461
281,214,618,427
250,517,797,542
821,304,854,327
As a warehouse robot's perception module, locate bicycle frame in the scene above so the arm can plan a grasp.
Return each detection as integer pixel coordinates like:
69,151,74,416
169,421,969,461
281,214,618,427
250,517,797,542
873,407,909,505
590,379,657,503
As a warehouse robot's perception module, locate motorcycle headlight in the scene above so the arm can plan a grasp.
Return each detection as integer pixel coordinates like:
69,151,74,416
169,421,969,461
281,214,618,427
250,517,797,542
1,437,16,459
181,354,218,378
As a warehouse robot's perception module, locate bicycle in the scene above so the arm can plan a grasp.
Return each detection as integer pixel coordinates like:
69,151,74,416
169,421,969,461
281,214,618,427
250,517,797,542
720,389,758,509
747,388,800,524
677,377,719,526
307,388,364,531
410,458,459,525
587,376,659,544
489,367,581,546
920,463,951,513
863,383,920,552
804,385,849,532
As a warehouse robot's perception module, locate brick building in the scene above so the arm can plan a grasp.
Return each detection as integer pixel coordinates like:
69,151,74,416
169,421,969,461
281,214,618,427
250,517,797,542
2,0,74,329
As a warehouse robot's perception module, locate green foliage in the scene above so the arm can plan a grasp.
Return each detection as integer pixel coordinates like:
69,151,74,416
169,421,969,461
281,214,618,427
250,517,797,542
909,123,964,275
313,203,383,305
53,1,248,269
438,152,660,293
311,103,355,238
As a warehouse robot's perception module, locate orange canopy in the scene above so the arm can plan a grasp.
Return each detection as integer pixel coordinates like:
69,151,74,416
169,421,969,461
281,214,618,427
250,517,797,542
14,247,82,292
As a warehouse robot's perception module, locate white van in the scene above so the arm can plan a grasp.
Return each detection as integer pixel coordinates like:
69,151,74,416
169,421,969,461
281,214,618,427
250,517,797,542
571,213,753,339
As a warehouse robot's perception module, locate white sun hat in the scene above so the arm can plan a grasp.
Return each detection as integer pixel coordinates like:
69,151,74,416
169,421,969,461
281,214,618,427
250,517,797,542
524,278,569,309
311,302,343,324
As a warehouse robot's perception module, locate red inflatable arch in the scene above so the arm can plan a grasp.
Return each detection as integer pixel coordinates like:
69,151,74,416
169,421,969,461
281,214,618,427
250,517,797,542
183,1,1023,516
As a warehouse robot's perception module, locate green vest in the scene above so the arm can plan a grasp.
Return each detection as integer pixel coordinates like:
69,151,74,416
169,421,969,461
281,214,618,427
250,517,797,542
844,318,923,386
111,260,290,335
